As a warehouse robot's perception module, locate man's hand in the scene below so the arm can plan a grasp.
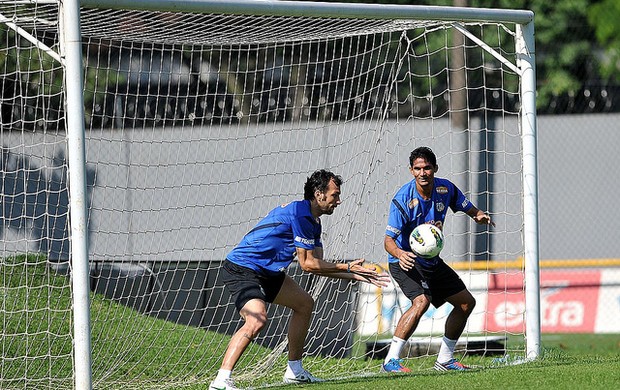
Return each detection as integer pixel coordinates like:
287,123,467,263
348,258,391,288
473,211,495,227
384,235,416,272
397,249,416,272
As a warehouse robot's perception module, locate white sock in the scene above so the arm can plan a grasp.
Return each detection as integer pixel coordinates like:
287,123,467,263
215,369,232,382
287,359,303,375
437,336,458,363
383,336,407,365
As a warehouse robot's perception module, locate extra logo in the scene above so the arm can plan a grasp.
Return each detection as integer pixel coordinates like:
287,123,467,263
486,270,601,333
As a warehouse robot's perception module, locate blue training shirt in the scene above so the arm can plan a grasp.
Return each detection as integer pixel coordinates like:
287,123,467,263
385,177,472,267
227,200,322,275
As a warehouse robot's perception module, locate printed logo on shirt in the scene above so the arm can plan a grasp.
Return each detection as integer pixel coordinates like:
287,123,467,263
295,236,315,246
436,186,448,194
408,198,419,209
436,202,445,212
462,199,469,208
386,225,401,235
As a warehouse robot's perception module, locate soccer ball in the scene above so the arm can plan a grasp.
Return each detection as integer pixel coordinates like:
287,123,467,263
409,224,444,258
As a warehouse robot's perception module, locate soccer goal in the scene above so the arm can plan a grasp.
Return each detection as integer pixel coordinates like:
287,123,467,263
0,0,538,388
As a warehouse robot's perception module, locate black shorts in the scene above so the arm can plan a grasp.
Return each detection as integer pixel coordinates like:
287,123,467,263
389,259,466,308
221,259,286,311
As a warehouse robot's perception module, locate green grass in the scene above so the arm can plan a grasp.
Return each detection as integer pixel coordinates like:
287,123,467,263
249,334,620,390
2,255,620,389
0,255,74,387
0,255,277,389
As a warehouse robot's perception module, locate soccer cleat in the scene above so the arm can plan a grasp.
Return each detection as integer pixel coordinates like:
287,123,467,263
283,368,324,384
434,358,471,371
209,378,240,390
381,358,411,373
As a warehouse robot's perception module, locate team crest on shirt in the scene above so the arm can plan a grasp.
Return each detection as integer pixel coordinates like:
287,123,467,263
436,202,445,212
436,186,448,194
408,198,419,209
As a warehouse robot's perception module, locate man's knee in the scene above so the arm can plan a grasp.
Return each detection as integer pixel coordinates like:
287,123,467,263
460,293,476,314
248,315,268,336
297,293,315,314
411,294,431,312
447,290,476,315
240,307,269,337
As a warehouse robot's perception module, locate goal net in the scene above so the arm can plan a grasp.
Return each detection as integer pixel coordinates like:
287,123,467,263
0,1,537,389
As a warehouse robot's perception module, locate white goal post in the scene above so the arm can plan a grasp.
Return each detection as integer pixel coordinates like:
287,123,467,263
1,1,539,389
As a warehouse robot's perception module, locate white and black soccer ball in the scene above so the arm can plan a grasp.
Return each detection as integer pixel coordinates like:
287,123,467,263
409,224,444,258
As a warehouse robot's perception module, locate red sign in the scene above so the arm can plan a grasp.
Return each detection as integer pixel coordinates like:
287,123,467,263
486,270,601,333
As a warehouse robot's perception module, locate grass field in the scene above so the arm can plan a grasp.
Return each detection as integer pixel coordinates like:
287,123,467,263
192,333,618,390
2,256,619,389
256,333,620,390
280,334,620,390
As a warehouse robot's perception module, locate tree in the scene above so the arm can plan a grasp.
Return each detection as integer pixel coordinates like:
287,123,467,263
310,0,611,113
588,0,620,82
0,26,65,131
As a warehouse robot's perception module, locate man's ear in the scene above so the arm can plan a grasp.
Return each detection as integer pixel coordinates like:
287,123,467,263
434,164,439,173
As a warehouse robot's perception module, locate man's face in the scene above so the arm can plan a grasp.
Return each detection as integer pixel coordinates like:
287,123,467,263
409,157,436,187
316,179,341,215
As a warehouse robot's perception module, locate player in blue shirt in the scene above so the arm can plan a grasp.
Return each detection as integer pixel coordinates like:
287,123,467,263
381,147,494,373
210,170,390,390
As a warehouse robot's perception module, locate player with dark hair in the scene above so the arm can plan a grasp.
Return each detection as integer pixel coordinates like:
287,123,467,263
209,169,390,390
382,147,494,373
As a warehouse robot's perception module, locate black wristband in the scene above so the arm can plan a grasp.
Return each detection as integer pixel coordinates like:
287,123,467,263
347,263,351,273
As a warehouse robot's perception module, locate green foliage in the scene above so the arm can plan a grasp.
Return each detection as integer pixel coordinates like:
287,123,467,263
2,0,618,123
588,0,620,82
304,0,607,112
82,64,124,126
0,26,65,130
0,24,121,130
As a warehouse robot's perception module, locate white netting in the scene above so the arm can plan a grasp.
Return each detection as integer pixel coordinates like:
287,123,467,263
1,2,529,389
